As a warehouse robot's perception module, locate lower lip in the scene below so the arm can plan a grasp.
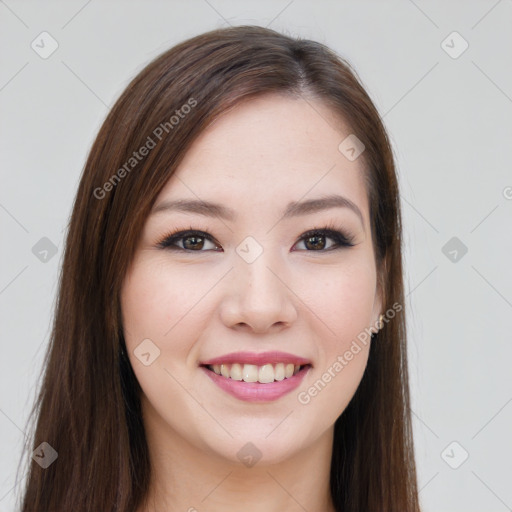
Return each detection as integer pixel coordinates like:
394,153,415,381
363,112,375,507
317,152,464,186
200,365,311,402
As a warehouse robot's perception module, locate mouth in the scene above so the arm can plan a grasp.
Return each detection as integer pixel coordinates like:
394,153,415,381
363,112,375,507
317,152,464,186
199,352,312,402
201,362,311,383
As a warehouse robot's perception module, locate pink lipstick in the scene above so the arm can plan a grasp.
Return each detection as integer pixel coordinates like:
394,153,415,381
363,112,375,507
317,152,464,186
200,351,312,402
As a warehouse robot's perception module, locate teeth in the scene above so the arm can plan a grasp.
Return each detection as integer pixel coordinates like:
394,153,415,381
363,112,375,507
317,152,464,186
242,364,258,382
220,364,230,378
230,363,243,381
274,363,285,381
258,364,275,384
207,362,304,383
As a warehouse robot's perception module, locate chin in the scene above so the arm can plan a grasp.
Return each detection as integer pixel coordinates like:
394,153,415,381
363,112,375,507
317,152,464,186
199,423,315,468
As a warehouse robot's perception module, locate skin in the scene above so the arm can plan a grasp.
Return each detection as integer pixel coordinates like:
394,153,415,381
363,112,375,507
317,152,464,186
121,93,383,512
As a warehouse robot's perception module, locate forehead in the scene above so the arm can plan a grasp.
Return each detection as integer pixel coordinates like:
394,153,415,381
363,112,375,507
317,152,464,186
156,94,369,226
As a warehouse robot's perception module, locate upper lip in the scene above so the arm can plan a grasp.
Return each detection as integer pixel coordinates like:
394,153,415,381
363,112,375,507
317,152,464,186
200,351,312,367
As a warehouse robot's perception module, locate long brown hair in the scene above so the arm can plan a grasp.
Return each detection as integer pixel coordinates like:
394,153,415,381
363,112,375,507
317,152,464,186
16,25,420,511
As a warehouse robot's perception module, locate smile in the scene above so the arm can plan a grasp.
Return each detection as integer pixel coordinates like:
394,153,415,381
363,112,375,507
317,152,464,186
200,351,312,402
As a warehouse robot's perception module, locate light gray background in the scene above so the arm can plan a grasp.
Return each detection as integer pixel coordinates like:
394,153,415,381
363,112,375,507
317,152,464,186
1,1,511,511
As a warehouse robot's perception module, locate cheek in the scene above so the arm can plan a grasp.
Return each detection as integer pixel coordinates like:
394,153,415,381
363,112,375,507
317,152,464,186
121,264,174,344
120,260,212,427
292,259,376,414
121,259,205,345
120,258,225,383
294,265,374,427
298,258,377,341
297,342,370,434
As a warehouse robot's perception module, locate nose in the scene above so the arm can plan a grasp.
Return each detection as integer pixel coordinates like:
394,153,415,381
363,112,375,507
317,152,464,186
219,253,298,334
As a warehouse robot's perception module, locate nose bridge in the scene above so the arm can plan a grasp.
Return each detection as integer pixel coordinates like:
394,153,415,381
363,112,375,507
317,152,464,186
221,240,297,332
240,251,280,298
235,233,280,287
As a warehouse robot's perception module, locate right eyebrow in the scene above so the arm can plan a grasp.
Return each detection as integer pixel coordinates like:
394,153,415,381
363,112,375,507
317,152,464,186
150,199,235,221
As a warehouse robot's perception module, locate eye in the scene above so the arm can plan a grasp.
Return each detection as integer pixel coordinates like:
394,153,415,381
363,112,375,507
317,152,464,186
293,228,355,251
157,230,221,252
157,226,356,253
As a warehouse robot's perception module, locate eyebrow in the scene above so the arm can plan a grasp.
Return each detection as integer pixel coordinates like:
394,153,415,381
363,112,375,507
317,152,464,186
151,194,364,227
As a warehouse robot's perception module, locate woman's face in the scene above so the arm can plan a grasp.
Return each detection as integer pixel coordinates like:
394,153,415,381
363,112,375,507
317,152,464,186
121,93,382,465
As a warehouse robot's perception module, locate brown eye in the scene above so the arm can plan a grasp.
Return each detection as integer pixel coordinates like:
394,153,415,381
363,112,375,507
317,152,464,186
295,229,355,251
158,230,221,251
304,234,327,250
182,235,206,250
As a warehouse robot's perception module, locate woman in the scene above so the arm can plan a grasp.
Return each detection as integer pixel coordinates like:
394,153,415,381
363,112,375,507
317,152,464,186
17,25,421,511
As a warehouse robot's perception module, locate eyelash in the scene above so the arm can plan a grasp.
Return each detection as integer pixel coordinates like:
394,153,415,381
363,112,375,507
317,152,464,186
156,222,356,253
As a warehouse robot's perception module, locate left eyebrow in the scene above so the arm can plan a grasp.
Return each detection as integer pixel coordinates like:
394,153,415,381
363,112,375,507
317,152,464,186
281,194,364,227
151,193,364,227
